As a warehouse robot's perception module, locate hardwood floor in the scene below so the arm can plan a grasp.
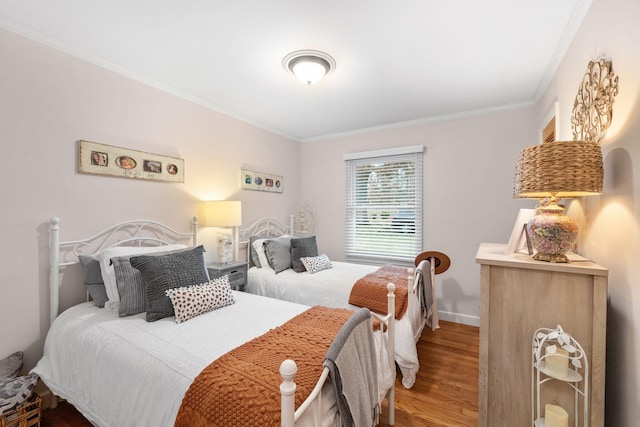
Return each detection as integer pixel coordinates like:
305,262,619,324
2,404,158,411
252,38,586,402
41,320,479,427
378,321,479,427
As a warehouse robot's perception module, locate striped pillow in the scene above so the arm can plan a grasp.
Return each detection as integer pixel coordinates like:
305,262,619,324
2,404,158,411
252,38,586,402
264,238,292,273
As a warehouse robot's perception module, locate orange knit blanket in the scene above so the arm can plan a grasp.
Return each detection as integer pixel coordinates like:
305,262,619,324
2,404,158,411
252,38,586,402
174,306,354,427
348,264,409,319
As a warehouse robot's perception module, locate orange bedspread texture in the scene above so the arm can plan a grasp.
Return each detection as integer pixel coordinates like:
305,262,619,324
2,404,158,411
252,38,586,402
174,306,354,427
348,264,409,319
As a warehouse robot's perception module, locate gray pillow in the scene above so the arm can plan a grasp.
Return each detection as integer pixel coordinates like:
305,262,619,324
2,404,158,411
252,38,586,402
291,236,318,273
264,238,292,274
78,255,108,307
130,246,210,322
249,235,265,268
112,256,146,317
113,247,193,317
0,352,22,381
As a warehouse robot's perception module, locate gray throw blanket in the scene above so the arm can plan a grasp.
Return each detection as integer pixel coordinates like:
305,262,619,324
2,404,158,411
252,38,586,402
415,259,439,330
324,308,379,427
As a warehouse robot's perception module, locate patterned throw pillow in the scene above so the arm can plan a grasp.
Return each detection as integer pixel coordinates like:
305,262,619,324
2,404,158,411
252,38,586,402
165,276,236,323
300,253,332,274
0,373,38,414
0,352,22,381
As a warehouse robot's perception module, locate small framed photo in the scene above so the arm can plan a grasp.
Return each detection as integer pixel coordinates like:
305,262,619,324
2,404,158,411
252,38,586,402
505,209,536,255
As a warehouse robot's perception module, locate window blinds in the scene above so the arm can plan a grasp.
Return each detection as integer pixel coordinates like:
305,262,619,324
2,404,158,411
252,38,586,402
345,149,423,265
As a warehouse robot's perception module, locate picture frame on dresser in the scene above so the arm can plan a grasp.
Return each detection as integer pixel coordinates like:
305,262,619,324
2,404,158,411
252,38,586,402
505,208,536,255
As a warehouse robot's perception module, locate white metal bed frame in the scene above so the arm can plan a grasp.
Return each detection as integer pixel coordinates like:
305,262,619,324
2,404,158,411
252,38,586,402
48,216,395,427
239,215,295,258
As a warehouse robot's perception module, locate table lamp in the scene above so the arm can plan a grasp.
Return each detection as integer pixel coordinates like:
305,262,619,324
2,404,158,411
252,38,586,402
201,200,242,263
513,140,603,263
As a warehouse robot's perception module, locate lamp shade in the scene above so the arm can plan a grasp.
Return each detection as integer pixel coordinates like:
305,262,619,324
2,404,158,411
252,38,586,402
513,140,603,263
514,140,603,199
201,200,242,227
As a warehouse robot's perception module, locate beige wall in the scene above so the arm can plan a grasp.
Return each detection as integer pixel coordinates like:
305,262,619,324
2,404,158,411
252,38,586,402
0,28,300,371
538,0,640,425
3,0,639,423
301,107,539,325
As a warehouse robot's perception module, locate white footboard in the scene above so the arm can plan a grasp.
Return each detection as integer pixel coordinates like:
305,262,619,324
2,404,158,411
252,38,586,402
280,283,396,427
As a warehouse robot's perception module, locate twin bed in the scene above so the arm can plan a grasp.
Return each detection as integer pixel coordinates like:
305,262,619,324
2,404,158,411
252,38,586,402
239,216,443,390
33,217,398,426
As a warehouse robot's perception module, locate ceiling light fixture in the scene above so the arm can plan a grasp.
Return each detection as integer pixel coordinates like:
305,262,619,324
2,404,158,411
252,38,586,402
283,50,336,85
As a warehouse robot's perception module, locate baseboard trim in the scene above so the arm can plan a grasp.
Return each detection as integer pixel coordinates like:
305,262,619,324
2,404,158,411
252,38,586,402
437,310,480,327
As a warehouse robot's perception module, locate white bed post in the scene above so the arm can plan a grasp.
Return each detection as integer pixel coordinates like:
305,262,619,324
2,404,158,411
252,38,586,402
280,359,298,427
192,216,199,246
49,217,60,326
387,282,396,426
289,214,295,237
430,256,438,331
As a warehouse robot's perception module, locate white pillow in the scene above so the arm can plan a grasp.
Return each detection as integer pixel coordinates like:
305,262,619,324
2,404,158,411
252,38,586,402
94,244,188,311
251,238,270,269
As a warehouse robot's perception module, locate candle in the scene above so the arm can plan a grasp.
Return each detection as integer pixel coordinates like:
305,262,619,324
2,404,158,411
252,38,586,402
545,346,569,378
545,404,568,427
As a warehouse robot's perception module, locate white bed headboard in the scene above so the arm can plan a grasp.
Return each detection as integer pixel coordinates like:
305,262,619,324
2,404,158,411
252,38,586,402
48,217,198,325
237,216,294,264
238,216,294,242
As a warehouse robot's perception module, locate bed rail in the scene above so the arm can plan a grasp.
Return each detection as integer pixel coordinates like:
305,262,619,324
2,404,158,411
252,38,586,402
280,283,396,426
48,217,198,325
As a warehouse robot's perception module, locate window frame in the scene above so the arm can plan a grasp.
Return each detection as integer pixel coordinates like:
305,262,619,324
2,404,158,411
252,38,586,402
344,146,424,265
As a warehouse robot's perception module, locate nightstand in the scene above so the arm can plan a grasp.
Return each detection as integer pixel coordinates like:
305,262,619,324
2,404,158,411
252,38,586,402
207,261,248,291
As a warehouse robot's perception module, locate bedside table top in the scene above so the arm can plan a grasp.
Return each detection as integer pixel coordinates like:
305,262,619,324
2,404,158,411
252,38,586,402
207,260,248,271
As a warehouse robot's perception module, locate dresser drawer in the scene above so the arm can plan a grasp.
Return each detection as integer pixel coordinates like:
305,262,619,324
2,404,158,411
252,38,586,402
226,269,245,289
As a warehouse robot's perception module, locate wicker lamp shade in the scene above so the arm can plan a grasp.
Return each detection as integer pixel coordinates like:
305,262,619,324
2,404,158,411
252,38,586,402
514,140,603,199
513,140,603,263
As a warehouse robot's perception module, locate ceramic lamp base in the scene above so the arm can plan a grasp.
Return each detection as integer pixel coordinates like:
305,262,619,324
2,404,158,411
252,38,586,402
527,202,578,263
533,251,570,263
216,228,234,263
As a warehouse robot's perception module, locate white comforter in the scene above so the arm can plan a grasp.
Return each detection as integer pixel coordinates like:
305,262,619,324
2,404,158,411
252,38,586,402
248,261,425,388
32,292,392,427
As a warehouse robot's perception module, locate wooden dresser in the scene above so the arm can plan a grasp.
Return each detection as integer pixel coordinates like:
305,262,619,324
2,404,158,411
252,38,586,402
475,243,607,427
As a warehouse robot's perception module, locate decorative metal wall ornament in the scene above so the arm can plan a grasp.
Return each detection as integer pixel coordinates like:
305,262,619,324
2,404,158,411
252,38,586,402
571,58,619,143
293,201,315,237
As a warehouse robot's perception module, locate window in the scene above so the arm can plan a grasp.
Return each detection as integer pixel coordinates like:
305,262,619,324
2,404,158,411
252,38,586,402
344,146,423,265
